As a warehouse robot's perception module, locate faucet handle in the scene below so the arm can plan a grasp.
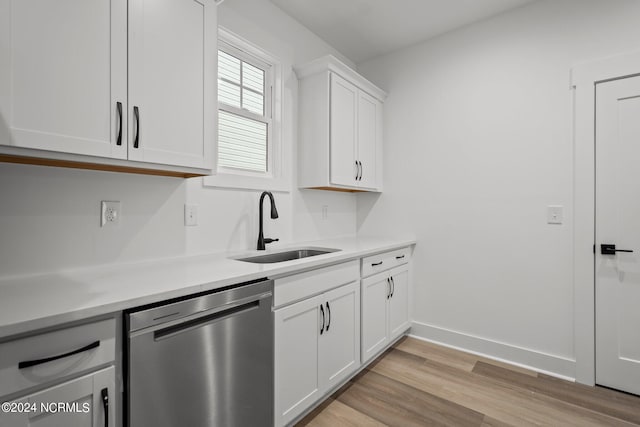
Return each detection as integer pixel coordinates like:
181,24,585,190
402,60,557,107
264,238,279,245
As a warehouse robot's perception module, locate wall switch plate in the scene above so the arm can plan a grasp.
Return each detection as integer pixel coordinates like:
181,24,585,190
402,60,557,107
547,205,563,224
184,204,198,226
101,201,121,227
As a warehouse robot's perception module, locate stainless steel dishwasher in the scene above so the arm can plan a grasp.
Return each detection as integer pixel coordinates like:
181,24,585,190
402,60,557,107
125,278,273,427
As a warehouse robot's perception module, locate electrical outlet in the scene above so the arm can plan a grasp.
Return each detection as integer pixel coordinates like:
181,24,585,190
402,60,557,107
101,201,121,227
184,204,198,226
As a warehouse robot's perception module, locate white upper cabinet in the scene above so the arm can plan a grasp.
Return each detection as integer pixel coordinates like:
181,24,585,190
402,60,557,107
0,0,127,160
356,90,382,189
0,0,216,176
128,0,215,170
296,55,385,192
329,74,358,187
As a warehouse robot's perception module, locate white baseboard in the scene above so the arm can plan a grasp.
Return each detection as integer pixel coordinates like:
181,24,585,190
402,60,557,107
409,321,576,381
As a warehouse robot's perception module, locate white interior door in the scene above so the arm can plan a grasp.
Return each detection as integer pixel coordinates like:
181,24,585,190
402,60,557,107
595,74,640,396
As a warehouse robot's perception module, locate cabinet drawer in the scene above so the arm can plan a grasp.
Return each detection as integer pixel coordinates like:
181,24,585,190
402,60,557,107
274,261,359,308
361,247,410,278
0,318,116,398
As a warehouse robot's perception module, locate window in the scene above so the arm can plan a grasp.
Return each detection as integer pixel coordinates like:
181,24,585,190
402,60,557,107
204,29,287,191
217,45,272,174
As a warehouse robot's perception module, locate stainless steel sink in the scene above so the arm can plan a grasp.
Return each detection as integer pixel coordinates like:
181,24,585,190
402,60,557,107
235,247,340,264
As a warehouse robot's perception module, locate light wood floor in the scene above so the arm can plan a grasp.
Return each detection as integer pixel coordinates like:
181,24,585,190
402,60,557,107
297,337,640,427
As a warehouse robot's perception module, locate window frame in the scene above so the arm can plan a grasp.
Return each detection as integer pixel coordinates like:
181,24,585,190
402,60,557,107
217,43,272,175
204,28,288,192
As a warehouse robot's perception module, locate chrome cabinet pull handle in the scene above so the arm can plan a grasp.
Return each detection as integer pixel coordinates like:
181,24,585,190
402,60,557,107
133,106,140,148
372,261,383,267
359,161,363,181
391,277,395,298
387,278,391,299
19,341,100,369
396,255,405,260
320,304,325,335
116,102,122,146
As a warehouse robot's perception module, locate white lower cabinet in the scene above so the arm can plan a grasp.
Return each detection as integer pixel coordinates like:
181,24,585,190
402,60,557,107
361,272,389,361
318,284,361,391
362,264,411,363
0,316,118,427
388,267,410,339
1,367,115,427
274,296,321,426
274,281,360,426
0,317,118,427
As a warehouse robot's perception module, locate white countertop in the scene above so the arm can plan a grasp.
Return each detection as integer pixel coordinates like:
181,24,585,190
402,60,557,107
0,236,415,340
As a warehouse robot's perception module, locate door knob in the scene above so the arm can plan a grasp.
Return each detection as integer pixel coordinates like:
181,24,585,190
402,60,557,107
601,244,634,255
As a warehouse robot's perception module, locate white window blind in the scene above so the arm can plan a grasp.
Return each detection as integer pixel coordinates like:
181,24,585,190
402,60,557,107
217,47,271,173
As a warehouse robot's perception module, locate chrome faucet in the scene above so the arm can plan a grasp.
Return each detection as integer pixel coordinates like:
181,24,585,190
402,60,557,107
257,191,279,250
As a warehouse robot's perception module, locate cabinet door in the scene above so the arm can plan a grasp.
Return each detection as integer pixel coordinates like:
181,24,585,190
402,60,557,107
274,296,321,427
318,282,360,392
389,266,410,340
357,91,380,189
330,73,358,187
128,0,215,170
361,273,390,363
0,366,115,427
0,0,127,159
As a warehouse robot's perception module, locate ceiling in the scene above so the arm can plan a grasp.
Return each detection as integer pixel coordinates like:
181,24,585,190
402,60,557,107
270,0,537,63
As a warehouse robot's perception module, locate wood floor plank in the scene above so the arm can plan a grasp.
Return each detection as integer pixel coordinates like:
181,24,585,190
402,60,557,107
474,357,538,378
397,337,537,377
297,397,336,426
472,362,640,425
480,415,513,427
540,373,640,409
368,349,543,426
336,382,432,427
340,369,485,427
298,338,640,427
300,399,387,427
371,348,637,426
395,337,478,372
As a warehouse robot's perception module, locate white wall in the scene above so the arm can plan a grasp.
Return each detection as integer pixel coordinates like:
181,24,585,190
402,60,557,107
187,0,357,256
357,0,640,377
0,0,357,278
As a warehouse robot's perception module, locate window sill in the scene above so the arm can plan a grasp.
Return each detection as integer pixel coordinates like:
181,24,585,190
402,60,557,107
202,173,290,193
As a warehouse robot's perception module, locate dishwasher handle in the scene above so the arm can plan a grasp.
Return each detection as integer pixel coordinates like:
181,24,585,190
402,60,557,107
154,299,261,340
